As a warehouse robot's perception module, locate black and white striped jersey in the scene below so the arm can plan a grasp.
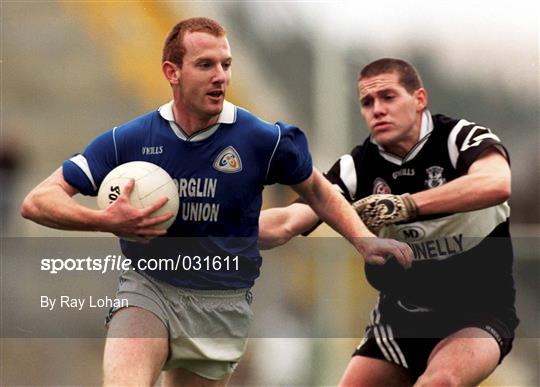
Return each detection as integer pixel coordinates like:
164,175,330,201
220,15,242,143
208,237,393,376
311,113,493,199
324,111,517,315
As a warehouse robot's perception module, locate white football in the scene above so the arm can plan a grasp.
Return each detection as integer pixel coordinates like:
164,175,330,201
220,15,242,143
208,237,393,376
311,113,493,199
97,161,179,234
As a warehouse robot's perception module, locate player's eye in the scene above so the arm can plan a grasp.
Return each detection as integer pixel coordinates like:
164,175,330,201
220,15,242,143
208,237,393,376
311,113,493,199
222,62,232,70
361,99,373,107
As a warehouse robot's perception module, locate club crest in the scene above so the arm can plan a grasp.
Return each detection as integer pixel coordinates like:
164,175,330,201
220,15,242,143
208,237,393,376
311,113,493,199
373,177,391,194
213,146,242,173
425,166,446,188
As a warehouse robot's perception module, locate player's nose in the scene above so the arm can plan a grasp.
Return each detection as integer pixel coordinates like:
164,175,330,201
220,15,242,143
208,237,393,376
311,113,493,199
212,65,227,84
373,99,387,117
373,99,384,113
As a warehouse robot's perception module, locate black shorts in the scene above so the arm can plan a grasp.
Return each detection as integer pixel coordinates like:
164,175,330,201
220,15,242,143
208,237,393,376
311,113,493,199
353,294,516,383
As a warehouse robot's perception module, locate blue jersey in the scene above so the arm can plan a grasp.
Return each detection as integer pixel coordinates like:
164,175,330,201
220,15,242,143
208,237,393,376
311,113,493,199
63,101,312,289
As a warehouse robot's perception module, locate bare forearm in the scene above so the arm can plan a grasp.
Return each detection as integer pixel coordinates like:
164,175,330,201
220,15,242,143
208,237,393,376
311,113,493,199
413,151,511,216
413,174,509,215
311,186,373,241
274,170,412,268
21,185,105,231
22,168,172,240
294,170,374,243
21,168,106,231
258,204,319,249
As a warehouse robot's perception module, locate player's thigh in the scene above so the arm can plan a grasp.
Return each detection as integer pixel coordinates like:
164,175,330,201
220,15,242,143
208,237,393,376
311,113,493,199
162,367,231,387
416,327,500,387
103,306,169,384
339,355,411,387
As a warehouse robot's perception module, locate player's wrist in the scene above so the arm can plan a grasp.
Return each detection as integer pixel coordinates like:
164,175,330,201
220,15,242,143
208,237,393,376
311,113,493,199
351,233,377,255
92,208,116,233
351,193,418,232
400,193,418,220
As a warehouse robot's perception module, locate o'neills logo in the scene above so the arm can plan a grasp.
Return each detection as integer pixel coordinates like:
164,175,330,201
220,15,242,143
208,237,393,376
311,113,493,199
213,146,242,173
142,146,163,155
373,177,391,194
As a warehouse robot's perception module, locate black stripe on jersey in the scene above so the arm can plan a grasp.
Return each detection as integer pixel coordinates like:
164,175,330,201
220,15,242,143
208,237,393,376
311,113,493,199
324,155,358,202
454,123,508,174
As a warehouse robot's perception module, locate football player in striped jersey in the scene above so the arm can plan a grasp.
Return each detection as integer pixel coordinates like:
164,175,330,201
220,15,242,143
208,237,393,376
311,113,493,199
259,58,518,386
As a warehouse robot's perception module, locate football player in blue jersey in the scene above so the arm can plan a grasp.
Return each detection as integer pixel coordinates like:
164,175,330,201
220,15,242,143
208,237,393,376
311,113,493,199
259,58,518,386
21,19,413,386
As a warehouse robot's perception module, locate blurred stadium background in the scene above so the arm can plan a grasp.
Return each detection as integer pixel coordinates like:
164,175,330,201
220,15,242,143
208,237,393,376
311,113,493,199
1,1,538,385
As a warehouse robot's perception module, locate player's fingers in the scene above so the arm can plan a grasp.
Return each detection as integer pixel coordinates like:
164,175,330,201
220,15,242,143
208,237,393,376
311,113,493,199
391,241,413,269
392,247,411,269
136,228,168,237
400,242,414,267
116,233,150,243
367,254,387,266
121,179,135,197
386,243,407,269
141,197,169,215
139,212,174,227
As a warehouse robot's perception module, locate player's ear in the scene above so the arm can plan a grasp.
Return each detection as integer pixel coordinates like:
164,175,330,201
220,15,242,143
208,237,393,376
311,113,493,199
414,88,428,112
162,61,180,85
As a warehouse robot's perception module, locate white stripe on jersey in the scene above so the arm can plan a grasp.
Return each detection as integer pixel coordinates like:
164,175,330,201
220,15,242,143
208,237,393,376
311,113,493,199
112,126,119,165
265,124,282,180
332,183,344,194
447,119,474,169
461,127,501,152
338,154,357,200
69,154,97,191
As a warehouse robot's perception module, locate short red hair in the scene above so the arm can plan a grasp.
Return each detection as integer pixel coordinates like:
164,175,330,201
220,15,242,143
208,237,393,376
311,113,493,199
162,17,226,67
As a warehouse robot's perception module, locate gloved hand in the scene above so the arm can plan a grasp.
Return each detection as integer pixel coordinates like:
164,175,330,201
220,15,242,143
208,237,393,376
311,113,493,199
352,193,418,233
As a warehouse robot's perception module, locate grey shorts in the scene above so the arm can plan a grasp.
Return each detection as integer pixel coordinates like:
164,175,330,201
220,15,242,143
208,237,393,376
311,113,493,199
106,269,253,380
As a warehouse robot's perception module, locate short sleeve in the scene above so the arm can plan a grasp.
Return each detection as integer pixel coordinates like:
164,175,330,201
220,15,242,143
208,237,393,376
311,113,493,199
448,121,509,175
323,144,366,202
62,128,119,196
265,122,313,185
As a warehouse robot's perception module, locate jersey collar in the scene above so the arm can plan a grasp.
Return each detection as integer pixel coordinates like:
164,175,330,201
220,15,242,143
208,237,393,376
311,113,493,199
158,100,237,141
371,110,434,165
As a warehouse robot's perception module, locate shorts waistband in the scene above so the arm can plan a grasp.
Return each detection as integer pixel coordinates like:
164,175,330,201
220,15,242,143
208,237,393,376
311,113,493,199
136,269,250,300
175,287,250,299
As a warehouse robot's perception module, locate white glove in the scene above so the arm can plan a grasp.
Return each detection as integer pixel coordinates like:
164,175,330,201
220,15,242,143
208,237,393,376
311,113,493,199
353,193,418,233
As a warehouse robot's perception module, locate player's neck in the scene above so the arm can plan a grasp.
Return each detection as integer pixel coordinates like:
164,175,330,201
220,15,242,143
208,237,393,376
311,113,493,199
384,121,422,158
171,102,219,137
385,142,413,158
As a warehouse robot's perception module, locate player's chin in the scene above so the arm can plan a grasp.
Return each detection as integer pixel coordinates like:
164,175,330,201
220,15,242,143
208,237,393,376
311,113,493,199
372,133,393,146
204,100,224,115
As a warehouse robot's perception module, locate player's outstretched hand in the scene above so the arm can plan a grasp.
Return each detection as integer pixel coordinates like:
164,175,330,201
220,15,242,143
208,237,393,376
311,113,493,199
100,179,174,240
356,237,413,269
353,193,418,233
